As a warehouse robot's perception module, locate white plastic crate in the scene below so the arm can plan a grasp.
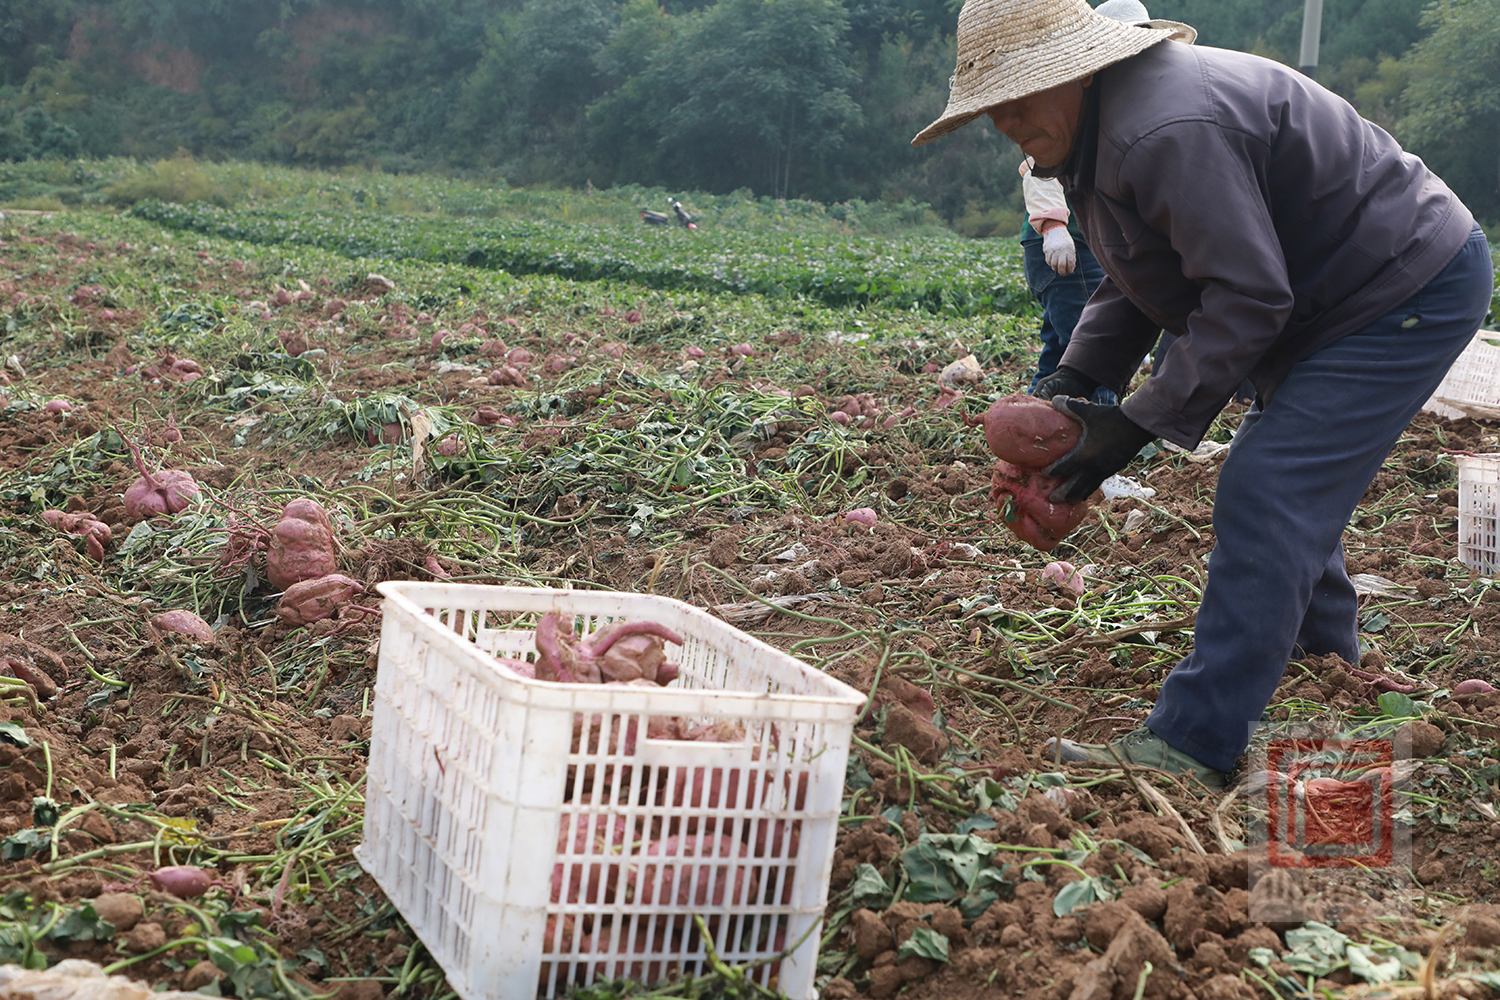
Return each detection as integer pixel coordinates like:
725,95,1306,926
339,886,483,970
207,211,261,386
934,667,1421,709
356,582,867,1000
1429,329,1500,421
1458,454,1500,575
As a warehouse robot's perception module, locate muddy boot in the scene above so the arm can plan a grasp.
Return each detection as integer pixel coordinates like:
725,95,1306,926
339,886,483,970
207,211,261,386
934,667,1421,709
1045,727,1228,791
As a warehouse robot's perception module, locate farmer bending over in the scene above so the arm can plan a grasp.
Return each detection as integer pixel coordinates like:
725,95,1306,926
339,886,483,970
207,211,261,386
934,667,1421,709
913,0,1492,789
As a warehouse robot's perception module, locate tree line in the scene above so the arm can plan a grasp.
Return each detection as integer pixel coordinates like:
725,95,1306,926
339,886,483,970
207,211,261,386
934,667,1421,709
1,0,1496,225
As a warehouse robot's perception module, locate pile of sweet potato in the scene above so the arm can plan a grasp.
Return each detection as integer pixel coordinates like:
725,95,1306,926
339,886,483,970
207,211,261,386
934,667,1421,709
497,612,803,989
970,393,1092,552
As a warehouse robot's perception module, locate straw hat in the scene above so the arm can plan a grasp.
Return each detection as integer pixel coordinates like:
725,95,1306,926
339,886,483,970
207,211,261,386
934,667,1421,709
911,0,1197,146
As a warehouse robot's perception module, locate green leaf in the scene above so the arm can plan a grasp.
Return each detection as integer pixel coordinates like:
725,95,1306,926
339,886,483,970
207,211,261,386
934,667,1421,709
0,829,49,862
1378,691,1420,720
896,927,950,963
1052,875,1118,917
1360,611,1390,633
848,864,892,910
206,936,260,974
1052,877,1098,917
899,834,999,903
1283,921,1350,976
0,722,31,747
31,798,60,827
1347,944,1402,983
954,813,996,835
43,904,115,944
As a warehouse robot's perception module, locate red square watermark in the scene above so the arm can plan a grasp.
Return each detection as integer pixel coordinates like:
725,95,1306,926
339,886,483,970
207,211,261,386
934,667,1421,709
1263,737,1398,869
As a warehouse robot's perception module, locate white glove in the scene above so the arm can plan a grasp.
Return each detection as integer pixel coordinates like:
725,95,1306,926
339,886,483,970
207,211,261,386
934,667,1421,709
1042,225,1077,275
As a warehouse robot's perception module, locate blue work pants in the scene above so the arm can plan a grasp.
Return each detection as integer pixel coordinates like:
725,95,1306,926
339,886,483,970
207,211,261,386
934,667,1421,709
1023,234,1116,405
1146,225,1495,772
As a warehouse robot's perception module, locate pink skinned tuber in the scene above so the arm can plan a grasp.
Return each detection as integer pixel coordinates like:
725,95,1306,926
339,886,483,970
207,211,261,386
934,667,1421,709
1041,560,1086,595
968,392,1081,466
551,812,631,905
151,610,215,645
487,366,525,387
1,659,57,700
149,866,217,898
971,394,1094,552
41,509,112,561
533,613,683,685
844,507,877,528
275,573,365,626
1451,679,1496,699
121,437,201,522
266,498,339,591
631,835,755,909
45,399,71,414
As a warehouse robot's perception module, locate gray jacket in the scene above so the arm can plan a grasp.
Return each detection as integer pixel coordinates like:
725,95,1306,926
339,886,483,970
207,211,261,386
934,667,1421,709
1056,41,1474,448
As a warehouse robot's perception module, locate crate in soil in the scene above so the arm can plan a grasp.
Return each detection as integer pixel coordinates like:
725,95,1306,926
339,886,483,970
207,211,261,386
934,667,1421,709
1431,330,1500,421
1458,454,1500,575
355,582,867,1000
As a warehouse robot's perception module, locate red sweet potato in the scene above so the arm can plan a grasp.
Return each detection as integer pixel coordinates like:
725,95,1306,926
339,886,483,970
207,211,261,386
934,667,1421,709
586,919,674,985
275,573,364,625
122,438,201,522
266,498,338,591
151,609,215,645
630,835,755,909
990,461,1093,553
552,811,632,905
969,392,1081,466
965,394,1095,551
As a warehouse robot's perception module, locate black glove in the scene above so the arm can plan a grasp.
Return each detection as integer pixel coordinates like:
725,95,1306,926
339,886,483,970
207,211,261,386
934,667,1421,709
1044,397,1156,504
1032,365,1099,402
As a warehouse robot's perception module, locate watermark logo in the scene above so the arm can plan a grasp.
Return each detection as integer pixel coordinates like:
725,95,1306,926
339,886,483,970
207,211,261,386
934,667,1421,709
1264,737,1397,869
1245,726,1412,925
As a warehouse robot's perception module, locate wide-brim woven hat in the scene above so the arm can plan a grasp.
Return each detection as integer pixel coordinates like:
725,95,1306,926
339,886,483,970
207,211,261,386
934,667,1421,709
911,0,1195,146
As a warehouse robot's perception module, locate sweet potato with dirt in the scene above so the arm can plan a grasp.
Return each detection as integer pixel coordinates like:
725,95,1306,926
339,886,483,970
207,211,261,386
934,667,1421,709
969,392,1081,466
990,461,1093,552
151,610,215,645
41,508,112,562
275,573,364,625
266,498,338,591
534,613,682,685
967,395,1093,551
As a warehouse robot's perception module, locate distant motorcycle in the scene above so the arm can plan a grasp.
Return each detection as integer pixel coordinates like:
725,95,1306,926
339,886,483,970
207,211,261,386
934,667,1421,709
640,199,697,229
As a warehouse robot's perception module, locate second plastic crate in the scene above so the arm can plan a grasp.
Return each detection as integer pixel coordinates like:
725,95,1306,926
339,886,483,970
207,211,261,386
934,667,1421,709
356,582,868,1000
1431,330,1500,421
1458,454,1500,575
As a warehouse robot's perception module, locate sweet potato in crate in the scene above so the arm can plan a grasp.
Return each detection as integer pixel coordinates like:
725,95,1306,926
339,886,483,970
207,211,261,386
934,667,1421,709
356,582,867,1000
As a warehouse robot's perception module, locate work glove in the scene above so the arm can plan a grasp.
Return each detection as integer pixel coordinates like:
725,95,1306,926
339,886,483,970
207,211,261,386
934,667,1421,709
1031,365,1099,402
1044,397,1156,504
1042,225,1077,275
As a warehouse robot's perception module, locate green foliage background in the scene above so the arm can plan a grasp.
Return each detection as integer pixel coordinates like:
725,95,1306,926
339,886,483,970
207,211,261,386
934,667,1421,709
0,0,1497,223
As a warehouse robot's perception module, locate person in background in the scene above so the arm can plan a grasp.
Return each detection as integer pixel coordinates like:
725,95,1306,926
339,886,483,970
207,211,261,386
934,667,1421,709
1019,0,1191,406
914,0,1491,790
1020,155,1114,402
